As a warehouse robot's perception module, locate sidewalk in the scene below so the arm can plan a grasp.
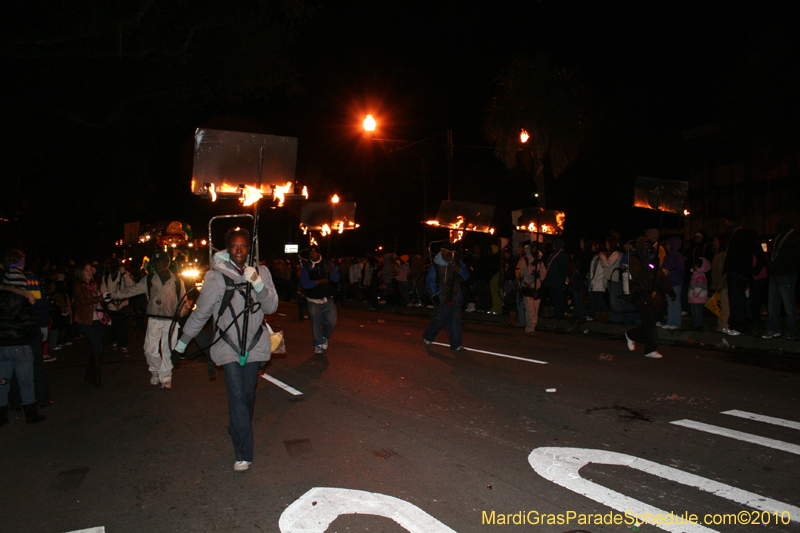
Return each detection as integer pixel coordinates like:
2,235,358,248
338,300,800,355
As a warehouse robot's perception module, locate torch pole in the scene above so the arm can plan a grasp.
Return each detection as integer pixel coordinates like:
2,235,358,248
239,147,264,364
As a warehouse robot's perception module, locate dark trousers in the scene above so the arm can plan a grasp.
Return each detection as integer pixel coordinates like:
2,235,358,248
727,273,749,334
78,321,104,381
423,302,463,350
550,285,566,318
627,304,661,354
223,361,259,462
108,311,130,348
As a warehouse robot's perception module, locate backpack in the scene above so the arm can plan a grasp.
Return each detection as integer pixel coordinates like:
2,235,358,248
214,273,264,358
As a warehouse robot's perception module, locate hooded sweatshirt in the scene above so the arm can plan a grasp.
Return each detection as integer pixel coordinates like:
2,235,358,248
179,251,278,366
661,237,685,287
688,257,711,304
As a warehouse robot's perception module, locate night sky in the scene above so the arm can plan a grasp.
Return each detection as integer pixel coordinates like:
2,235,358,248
3,2,798,261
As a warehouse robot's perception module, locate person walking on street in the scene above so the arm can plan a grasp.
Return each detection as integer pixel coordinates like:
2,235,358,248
108,251,186,388
300,245,340,354
175,228,279,472
72,262,108,387
423,244,470,351
101,258,134,355
624,236,676,359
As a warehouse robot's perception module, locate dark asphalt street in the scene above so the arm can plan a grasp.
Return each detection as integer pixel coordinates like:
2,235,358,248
2,301,799,533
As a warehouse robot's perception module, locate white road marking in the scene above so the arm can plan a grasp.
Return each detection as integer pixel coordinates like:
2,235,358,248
529,447,800,533
430,342,548,364
721,409,800,430
63,529,105,533
260,373,303,396
671,419,800,455
279,487,457,533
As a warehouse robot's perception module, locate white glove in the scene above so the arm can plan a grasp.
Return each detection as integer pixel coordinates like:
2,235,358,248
41,327,48,342
243,266,264,292
174,340,187,353
103,292,112,302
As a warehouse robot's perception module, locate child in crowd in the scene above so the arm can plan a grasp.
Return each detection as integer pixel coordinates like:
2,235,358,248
688,257,710,330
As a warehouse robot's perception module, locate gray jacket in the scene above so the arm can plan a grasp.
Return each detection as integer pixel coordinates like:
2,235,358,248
179,251,278,366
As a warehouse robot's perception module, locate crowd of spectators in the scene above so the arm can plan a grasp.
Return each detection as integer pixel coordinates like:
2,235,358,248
1,217,798,426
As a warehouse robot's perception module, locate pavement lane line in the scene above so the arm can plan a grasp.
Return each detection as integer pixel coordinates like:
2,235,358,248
260,373,303,396
671,419,800,455
721,409,800,430
430,342,548,364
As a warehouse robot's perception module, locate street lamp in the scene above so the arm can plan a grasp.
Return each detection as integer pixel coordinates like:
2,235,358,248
363,115,376,132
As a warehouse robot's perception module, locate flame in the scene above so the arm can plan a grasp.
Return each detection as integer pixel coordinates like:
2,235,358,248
273,182,293,206
332,194,340,203
683,209,690,216
541,224,552,234
337,221,344,234
489,228,495,235
450,229,464,243
310,236,318,246
240,185,264,206
520,129,529,143
527,222,537,232
218,184,240,193
454,216,465,229
302,186,308,199
426,220,440,226
321,224,331,236
209,183,217,202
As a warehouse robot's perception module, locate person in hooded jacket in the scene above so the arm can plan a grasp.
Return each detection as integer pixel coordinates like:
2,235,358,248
660,236,685,330
423,244,470,351
543,238,568,318
688,257,711,330
624,236,676,359
175,228,278,472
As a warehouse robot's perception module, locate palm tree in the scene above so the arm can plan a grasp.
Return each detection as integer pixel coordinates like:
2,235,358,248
485,54,592,208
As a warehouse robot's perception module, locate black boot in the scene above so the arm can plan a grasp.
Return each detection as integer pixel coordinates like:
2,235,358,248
0,404,8,427
23,403,47,424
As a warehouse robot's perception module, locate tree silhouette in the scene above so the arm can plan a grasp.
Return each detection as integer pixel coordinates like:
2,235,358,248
484,54,592,208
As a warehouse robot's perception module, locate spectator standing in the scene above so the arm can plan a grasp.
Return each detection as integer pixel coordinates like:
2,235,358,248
587,241,608,320
601,238,624,324
543,238,569,318
723,219,758,336
661,237,685,330
569,238,591,321
101,258,135,354
710,234,730,332
517,241,547,335
688,258,711,330
72,262,107,387
763,218,800,340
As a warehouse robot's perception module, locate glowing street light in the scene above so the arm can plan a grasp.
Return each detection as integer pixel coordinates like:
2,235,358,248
520,129,530,143
363,114,376,132
331,194,340,204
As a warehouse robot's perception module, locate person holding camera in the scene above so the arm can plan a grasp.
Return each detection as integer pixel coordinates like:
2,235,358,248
517,241,547,336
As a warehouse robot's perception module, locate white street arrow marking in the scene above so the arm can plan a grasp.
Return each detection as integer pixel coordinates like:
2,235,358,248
279,487,457,533
528,447,800,533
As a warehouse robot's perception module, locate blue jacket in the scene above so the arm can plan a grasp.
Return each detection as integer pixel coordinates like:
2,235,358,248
426,253,469,306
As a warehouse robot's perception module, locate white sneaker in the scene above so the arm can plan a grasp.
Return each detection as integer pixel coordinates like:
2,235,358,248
585,316,594,322
624,333,636,352
655,322,664,328
721,328,729,334
233,461,251,472
150,372,160,386
727,329,742,336
762,331,781,339
645,351,663,358
423,338,431,347
321,339,328,350
161,381,172,390
314,346,325,354
666,325,679,330
43,355,57,362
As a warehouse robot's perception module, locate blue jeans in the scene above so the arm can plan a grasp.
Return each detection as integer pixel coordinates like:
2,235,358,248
766,274,797,337
423,302,463,350
0,345,35,406
666,285,682,328
222,361,260,462
308,300,337,347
